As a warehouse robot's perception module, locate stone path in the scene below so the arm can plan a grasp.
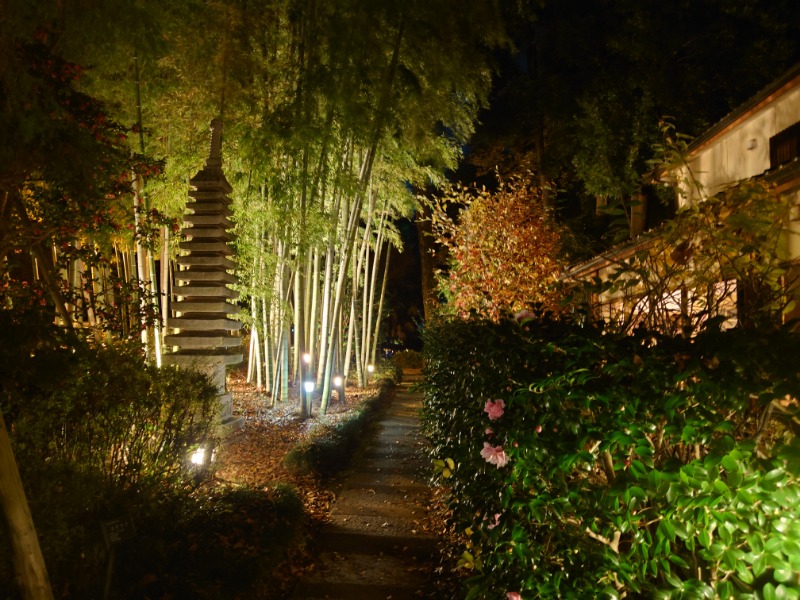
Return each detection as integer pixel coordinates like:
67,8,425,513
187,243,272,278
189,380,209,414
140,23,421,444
289,373,436,600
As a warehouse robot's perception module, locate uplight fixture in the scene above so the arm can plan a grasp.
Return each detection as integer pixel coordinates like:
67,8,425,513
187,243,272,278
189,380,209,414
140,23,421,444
333,374,345,402
190,447,206,466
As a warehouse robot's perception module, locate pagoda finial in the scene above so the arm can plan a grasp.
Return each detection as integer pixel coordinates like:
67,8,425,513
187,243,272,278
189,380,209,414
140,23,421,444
207,119,223,167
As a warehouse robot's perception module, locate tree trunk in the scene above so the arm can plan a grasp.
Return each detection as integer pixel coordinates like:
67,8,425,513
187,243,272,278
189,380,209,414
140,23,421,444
9,193,74,332
415,207,437,322
0,411,55,600
364,203,387,367
371,246,391,365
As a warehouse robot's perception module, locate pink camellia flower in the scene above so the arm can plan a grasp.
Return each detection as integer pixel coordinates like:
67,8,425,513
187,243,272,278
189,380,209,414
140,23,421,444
484,398,505,420
487,513,501,530
514,309,535,322
480,442,509,468
485,427,495,436
507,593,522,600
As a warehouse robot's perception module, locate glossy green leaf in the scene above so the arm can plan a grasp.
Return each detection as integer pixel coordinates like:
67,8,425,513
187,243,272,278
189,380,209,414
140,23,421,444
698,529,711,548
763,583,777,600
717,581,734,599
721,454,739,472
735,560,754,584
713,479,730,496
753,554,768,577
782,539,800,556
774,568,795,583
775,584,799,600
748,534,764,554
668,554,689,569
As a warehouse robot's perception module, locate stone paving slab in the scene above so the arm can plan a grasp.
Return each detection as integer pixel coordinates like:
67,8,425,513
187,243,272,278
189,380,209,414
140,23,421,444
340,469,425,489
323,513,427,536
330,493,428,520
295,581,426,600
313,528,435,559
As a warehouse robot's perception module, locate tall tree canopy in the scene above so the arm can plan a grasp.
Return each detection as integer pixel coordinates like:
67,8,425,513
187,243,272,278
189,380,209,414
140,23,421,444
1,0,507,410
458,0,800,257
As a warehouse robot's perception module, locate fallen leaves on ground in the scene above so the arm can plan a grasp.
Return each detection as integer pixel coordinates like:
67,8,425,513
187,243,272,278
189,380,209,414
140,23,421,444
216,366,377,494
202,366,382,596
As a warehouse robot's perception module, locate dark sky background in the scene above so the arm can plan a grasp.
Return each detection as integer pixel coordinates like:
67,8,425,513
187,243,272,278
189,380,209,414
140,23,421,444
384,219,424,350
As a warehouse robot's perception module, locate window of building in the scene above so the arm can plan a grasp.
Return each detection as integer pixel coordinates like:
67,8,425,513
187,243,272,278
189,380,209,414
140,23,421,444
770,121,800,169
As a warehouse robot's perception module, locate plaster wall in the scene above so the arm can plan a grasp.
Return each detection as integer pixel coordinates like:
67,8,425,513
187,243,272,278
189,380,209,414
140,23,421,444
680,86,800,206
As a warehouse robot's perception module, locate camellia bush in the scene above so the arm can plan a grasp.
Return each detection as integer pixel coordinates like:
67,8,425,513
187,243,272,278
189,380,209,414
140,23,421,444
421,311,800,599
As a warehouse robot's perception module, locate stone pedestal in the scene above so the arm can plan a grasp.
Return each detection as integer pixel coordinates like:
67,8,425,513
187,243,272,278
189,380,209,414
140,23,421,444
163,119,243,433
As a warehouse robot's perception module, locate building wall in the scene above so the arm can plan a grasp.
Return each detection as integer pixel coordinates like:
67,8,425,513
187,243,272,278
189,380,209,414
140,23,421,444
568,68,800,331
679,85,800,207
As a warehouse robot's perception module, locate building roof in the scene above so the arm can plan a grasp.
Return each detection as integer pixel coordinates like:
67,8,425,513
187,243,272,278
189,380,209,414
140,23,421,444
687,62,800,156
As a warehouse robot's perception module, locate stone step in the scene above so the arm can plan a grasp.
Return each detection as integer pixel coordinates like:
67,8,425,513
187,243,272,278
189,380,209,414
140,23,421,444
340,469,428,494
289,377,435,600
330,490,429,520
292,581,425,600
314,526,435,558
360,446,425,461
218,414,245,435
346,452,426,471
291,551,431,600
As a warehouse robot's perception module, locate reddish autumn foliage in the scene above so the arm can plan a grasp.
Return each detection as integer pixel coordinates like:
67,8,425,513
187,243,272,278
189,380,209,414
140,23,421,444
431,178,565,320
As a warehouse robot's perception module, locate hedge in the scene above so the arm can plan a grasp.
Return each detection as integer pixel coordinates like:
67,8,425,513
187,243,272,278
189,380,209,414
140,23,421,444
421,312,800,599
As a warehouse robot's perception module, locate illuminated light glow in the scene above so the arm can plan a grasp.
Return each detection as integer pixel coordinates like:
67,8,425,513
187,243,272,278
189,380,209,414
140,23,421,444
333,375,343,387
190,447,205,465
303,380,315,393
367,364,374,373
302,353,311,364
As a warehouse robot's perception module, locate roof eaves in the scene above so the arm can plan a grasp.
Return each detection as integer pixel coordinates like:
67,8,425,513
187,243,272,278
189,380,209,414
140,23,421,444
687,62,800,156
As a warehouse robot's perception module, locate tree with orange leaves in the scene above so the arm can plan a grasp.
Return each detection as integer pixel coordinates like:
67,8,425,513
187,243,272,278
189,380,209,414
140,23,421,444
429,177,567,321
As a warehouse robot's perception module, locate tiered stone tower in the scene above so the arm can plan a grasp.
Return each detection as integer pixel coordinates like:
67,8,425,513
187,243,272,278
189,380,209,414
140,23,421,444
163,119,243,431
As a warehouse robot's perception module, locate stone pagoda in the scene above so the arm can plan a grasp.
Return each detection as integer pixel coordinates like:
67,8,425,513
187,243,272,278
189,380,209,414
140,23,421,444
163,119,243,431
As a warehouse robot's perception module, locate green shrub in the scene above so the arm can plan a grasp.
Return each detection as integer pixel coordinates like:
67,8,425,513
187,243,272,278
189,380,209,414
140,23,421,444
373,358,403,383
115,484,305,600
393,349,424,370
0,314,219,598
421,312,800,599
284,379,394,478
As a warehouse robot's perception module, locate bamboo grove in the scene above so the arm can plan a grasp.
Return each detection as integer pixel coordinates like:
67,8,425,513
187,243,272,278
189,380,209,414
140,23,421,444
1,0,505,414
